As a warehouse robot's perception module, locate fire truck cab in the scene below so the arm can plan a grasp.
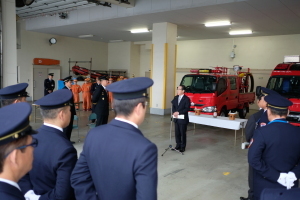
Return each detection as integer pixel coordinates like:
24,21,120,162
180,67,255,119
266,57,300,126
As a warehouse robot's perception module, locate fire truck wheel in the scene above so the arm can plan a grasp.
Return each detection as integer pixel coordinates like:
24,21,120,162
220,108,228,117
238,107,247,119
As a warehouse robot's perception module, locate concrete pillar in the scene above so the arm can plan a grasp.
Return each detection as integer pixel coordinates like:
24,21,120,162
1,0,18,87
150,22,177,115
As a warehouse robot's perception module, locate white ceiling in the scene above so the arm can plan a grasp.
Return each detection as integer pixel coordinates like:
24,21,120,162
16,0,300,43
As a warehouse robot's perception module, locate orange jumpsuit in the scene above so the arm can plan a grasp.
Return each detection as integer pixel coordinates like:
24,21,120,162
81,82,92,110
108,91,113,109
71,84,82,109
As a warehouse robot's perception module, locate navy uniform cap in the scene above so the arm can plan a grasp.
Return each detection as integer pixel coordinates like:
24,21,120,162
0,83,29,99
48,73,54,76
0,102,37,146
106,77,153,100
63,76,72,82
34,89,73,109
265,94,293,110
261,87,278,96
99,76,108,81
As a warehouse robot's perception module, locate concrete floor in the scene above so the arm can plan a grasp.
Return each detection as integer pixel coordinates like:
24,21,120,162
30,107,257,200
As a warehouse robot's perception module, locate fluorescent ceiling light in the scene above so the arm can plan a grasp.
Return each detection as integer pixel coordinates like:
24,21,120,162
130,28,149,33
205,21,231,27
78,34,94,38
229,30,253,35
109,40,124,43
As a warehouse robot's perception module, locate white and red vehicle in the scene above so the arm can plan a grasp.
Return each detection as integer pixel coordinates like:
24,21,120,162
180,66,255,118
266,56,300,126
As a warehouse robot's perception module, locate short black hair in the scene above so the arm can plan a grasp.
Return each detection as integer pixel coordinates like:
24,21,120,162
0,135,29,173
40,107,67,120
178,85,186,91
257,95,263,101
1,97,24,107
268,107,288,117
113,97,147,117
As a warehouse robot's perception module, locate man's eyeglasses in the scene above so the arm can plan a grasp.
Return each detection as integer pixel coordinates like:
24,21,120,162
5,138,38,158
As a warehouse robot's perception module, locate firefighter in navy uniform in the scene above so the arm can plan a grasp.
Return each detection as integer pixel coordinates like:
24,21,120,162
62,76,76,143
71,77,158,200
248,94,300,200
241,87,280,200
0,83,29,107
92,76,109,126
91,77,101,123
44,73,55,96
261,188,300,200
19,89,77,200
0,103,38,200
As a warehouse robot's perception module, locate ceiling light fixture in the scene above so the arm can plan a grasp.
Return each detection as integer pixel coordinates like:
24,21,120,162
78,34,94,38
130,29,149,33
229,30,253,35
109,40,124,43
205,21,231,27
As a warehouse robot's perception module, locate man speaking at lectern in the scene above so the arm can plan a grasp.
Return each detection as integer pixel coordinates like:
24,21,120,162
171,85,190,153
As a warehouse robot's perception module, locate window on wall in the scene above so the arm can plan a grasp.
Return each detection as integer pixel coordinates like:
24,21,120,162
216,77,227,96
229,77,237,90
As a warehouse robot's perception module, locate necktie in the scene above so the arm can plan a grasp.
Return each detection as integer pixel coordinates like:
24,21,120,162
178,96,182,105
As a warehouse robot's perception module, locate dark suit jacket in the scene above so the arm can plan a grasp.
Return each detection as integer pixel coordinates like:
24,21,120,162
261,188,300,200
62,86,76,116
171,95,190,124
71,119,158,200
248,120,300,199
19,125,77,200
90,83,98,95
92,84,109,116
0,181,25,200
245,109,264,142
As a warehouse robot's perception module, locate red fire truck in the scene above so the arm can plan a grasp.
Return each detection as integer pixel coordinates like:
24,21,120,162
266,61,300,126
180,66,255,118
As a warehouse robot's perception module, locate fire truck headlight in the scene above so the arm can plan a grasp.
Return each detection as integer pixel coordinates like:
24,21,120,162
202,106,216,113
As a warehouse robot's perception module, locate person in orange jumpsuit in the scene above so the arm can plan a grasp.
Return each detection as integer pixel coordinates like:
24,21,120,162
81,78,92,111
108,78,114,109
71,79,82,110
116,75,124,82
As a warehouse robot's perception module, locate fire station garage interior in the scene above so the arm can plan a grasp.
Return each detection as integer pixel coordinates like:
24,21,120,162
1,0,300,199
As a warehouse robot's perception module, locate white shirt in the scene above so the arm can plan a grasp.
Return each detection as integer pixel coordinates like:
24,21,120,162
115,117,138,128
102,85,106,90
178,95,184,105
0,178,21,191
44,123,63,132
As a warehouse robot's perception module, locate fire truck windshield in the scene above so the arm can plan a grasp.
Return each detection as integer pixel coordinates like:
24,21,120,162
267,76,300,98
180,75,217,93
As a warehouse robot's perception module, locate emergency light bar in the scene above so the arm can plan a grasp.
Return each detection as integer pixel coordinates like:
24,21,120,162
190,67,227,74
